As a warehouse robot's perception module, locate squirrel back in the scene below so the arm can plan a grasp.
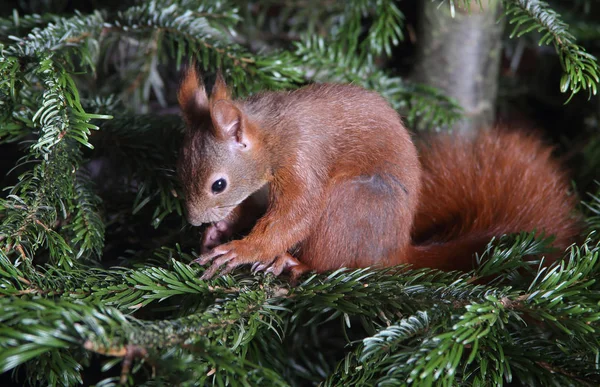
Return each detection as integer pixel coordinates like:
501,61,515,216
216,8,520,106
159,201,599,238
407,129,582,270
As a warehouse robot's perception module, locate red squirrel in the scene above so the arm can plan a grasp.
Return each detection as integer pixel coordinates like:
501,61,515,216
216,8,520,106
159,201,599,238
176,67,581,280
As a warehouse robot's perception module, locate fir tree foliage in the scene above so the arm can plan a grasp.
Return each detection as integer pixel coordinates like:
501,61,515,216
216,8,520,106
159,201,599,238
0,0,599,386
503,0,599,99
442,0,600,100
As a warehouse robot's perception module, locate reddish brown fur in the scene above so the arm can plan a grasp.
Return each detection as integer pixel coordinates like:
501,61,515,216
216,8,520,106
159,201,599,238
211,71,230,102
177,67,581,278
178,66,207,125
407,130,581,270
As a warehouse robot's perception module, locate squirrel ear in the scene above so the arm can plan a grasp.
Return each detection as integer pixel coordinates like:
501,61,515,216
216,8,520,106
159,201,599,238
211,100,248,146
210,71,230,101
178,66,209,125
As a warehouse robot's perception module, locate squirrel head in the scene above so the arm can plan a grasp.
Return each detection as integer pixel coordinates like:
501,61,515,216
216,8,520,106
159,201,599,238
177,67,270,226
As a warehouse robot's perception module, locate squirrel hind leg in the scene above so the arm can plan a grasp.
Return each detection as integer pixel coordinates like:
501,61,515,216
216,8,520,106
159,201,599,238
299,173,415,271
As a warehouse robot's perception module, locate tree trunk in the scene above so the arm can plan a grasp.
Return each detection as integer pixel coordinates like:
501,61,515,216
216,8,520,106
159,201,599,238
412,1,504,134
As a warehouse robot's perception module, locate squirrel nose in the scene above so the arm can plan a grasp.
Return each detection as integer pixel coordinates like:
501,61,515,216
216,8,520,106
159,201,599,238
186,205,233,225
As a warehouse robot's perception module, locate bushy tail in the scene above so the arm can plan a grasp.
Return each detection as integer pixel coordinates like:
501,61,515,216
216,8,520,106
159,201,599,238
407,128,582,271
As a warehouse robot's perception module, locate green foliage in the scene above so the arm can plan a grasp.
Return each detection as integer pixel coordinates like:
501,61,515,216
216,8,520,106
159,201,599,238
321,235,600,386
584,183,600,234
65,171,105,259
504,0,599,100
295,36,464,131
0,0,599,386
437,0,600,100
3,234,600,385
113,0,302,95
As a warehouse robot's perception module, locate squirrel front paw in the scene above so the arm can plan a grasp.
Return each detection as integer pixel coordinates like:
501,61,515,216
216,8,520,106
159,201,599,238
194,241,308,281
194,240,272,279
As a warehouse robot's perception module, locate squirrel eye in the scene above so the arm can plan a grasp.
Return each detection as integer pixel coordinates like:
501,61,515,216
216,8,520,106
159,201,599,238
211,178,227,194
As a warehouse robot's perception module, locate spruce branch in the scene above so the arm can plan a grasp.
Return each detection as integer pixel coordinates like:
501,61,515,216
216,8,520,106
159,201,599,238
63,171,104,260
0,11,61,42
286,0,462,131
504,328,600,386
32,58,109,153
322,234,600,385
0,53,30,143
404,295,512,385
360,310,441,362
1,237,600,384
522,236,600,335
0,298,127,374
1,29,109,265
503,0,600,99
22,347,90,387
0,11,109,147
4,11,105,66
584,183,600,234
295,36,464,131
0,279,288,386
434,0,600,99
0,143,78,265
109,0,302,96
473,232,557,286
331,0,404,62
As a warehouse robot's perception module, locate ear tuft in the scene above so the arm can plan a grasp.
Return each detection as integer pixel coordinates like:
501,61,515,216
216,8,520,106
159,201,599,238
178,65,209,124
211,70,230,102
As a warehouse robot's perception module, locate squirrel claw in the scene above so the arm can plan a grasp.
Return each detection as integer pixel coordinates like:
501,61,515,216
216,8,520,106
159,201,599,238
194,248,225,266
199,251,236,280
265,253,299,276
251,262,267,273
194,240,236,265
251,253,307,279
